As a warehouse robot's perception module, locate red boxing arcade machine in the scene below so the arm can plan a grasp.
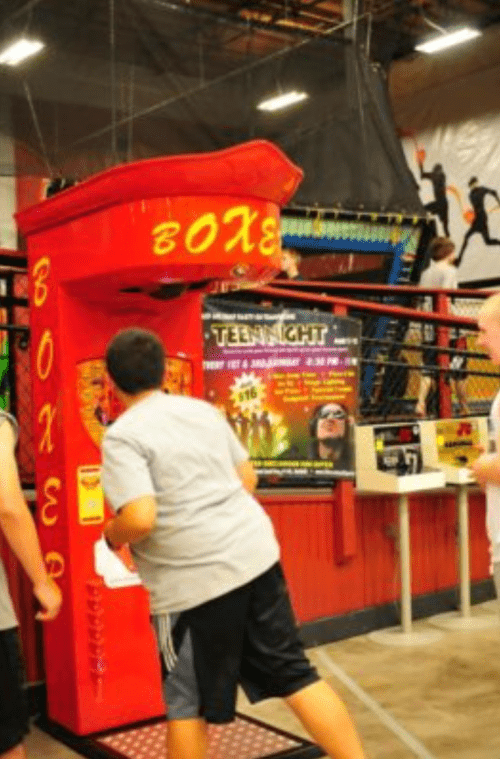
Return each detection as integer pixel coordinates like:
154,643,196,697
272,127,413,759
16,141,303,735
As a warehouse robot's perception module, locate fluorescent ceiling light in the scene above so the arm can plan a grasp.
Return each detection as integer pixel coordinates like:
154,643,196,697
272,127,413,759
257,90,308,112
0,38,44,66
415,27,480,54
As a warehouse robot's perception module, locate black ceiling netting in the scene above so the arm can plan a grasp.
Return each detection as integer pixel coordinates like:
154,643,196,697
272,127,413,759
1,0,423,215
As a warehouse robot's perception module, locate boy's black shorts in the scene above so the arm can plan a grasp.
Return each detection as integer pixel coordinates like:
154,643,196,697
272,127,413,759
0,627,30,753
152,562,319,724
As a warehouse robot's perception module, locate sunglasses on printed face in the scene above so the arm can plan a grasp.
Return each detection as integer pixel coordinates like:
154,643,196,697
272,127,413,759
317,407,346,420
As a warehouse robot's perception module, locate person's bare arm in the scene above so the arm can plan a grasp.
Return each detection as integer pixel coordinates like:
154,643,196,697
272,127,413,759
471,452,500,487
236,460,258,494
103,495,156,549
471,424,500,487
0,422,61,620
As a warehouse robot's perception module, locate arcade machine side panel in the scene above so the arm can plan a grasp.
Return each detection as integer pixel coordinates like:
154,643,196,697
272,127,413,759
43,287,204,734
28,247,80,730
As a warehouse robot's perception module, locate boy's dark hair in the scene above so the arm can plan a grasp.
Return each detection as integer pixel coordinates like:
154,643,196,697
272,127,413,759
106,329,165,394
429,237,455,262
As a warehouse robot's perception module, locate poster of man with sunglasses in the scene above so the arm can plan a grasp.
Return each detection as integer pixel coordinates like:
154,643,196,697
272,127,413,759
308,402,353,471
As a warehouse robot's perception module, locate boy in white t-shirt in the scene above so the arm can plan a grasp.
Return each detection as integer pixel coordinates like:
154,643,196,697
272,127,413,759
471,293,500,597
101,328,367,759
0,412,61,759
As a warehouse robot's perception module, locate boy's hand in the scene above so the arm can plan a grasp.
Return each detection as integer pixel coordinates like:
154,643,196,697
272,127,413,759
101,525,137,572
33,576,62,621
470,453,494,487
103,519,122,550
114,544,137,573
470,457,486,487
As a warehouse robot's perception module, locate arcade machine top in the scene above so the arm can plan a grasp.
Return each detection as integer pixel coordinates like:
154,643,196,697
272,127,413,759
18,140,303,294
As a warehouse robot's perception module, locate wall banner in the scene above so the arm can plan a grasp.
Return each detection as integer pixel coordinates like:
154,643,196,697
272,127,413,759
401,117,500,287
202,298,360,484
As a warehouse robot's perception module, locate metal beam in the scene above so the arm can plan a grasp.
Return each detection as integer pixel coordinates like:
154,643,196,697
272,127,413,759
0,254,27,269
0,0,47,30
135,0,346,41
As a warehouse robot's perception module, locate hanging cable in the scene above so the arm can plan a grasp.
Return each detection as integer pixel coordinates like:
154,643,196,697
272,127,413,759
22,79,53,176
365,10,372,61
352,0,359,43
127,63,134,161
0,0,45,31
110,0,118,163
198,31,204,86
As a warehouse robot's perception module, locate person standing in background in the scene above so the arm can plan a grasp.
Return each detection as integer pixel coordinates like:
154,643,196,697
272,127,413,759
471,293,500,603
0,411,62,759
415,237,469,418
101,328,367,759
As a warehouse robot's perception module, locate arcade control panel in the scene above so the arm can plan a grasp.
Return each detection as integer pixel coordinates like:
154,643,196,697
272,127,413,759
355,421,445,493
374,423,423,476
420,417,488,485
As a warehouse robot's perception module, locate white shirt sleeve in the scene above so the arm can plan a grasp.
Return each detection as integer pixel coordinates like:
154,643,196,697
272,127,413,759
101,433,155,513
443,267,458,290
443,267,459,318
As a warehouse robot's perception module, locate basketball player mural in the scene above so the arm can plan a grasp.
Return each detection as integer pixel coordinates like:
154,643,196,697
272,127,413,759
403,130,500,282
418,158,450,237
456,177,500,268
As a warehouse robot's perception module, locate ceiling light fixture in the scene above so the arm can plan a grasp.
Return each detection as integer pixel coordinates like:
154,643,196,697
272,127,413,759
0,38,45,66
257,90,308,112
415,22,480,54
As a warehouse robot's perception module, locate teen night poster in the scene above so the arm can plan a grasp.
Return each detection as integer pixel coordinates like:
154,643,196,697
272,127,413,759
202,298,360,484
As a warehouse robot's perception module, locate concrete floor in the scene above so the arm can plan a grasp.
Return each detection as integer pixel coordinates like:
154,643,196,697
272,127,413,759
25,599,500,759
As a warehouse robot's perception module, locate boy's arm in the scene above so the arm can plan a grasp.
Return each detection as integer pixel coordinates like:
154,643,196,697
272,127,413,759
101,433,157,549
471,453,500,487
103,495,156,549
471,422,500,487
0,422,62,620
236,460,258,494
